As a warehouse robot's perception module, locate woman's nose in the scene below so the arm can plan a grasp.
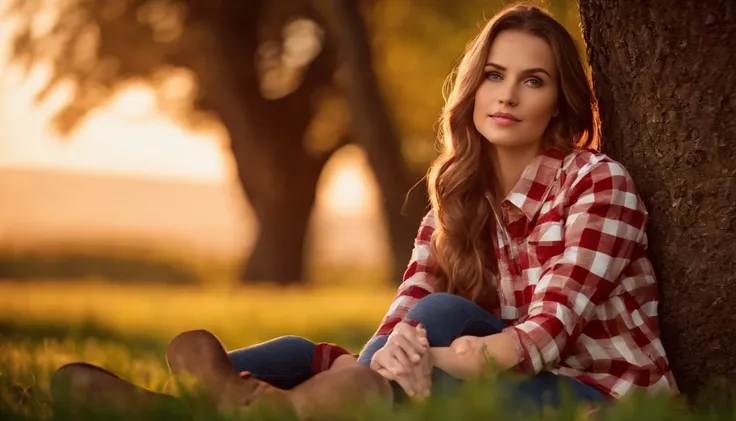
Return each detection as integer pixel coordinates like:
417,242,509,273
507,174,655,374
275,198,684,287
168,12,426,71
496,82,518,106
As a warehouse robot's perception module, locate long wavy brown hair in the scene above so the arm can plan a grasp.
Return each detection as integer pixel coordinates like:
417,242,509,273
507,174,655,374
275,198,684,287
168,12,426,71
427,3,600,306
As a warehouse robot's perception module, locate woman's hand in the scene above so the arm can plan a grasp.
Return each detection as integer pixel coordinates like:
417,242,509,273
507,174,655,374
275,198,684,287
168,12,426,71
370,322,429,375
371,323,431,399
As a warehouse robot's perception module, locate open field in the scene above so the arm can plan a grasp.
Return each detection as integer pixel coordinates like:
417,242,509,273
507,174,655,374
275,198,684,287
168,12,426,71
0,281,732,420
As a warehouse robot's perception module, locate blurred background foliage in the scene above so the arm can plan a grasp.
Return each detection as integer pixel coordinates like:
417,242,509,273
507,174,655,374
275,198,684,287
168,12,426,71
1,0,585,287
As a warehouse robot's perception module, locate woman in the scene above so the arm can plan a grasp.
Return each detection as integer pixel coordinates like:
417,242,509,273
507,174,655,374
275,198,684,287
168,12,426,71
52,3,678,418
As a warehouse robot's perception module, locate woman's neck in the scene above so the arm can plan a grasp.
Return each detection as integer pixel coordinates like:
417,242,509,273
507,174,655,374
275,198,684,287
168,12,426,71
490,143,542,200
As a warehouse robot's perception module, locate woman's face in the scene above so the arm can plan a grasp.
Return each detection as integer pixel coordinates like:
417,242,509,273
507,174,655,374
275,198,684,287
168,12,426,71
473,30,559,152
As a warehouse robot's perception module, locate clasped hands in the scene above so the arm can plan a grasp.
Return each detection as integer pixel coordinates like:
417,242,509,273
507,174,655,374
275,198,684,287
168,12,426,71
369,322,491,400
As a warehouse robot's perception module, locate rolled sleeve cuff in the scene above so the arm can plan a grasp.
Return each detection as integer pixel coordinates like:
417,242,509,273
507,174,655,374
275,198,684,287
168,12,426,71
402,317,421,328
503,325,543,375
312,343,355,374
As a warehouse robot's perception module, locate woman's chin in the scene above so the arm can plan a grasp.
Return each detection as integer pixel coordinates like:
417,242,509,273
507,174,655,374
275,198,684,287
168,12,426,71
483,135,528,148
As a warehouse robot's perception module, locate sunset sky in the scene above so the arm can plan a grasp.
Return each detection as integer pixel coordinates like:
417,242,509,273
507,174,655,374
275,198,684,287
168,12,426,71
0,14,229,183
0,15,373,215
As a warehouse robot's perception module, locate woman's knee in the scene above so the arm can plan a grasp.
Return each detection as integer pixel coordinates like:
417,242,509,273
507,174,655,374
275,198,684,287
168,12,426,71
405,293,482,347
228,335,317,376
270,335,317,353
228,335,316,365
406,292,472,322
357,335,389,366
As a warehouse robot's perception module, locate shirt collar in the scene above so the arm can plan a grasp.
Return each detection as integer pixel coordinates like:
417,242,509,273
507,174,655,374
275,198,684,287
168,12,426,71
504,147,566,221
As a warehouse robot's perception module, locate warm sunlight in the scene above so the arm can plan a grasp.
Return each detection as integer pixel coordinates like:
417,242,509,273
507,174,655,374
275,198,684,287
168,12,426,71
0,64,374,213
322,150,372,216
110,85,158,116
0,31,373,211
0,12,381,265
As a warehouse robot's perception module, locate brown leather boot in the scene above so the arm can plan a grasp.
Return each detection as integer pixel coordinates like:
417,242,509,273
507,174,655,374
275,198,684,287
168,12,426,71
166,330,393,420
50,362,181,413
288,364,394,420
165,329,293,412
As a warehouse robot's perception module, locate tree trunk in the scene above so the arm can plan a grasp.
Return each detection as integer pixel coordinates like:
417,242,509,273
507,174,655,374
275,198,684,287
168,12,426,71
236,139,324,284
206,1,339,285
325,0,429,284
579,0,736,396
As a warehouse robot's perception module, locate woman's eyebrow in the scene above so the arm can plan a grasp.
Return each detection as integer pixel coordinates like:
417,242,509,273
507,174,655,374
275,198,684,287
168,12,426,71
484,62,552,78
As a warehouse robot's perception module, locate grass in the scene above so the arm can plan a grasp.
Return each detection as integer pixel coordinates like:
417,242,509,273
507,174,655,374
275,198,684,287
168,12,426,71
0,280,734,420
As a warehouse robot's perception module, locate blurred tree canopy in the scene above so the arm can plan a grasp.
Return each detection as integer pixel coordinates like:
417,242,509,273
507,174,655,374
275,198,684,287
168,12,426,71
6,0,583,284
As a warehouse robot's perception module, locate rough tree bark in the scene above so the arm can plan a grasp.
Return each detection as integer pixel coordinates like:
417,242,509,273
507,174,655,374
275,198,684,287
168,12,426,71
579,0,736,395
324,0,430,284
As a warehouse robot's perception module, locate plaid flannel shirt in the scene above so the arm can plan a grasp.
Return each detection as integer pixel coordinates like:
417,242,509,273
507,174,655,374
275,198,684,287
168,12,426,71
314,148,677,400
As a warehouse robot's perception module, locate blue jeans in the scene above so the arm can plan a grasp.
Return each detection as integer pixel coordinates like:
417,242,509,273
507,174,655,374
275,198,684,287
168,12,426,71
357,293,605,408
228,335,316,390
228,293,605,409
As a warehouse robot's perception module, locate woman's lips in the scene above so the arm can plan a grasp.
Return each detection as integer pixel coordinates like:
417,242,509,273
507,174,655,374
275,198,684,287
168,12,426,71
490,115,521,126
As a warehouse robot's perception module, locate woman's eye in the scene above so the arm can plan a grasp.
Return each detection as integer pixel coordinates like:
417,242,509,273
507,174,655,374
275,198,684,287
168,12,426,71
485,72,502,81
526,78,543,87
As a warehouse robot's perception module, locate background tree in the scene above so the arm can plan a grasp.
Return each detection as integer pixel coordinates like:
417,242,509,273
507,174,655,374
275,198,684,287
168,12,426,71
579,0,735,396
8,0,349,284
6,0,589,286
7,0,420,285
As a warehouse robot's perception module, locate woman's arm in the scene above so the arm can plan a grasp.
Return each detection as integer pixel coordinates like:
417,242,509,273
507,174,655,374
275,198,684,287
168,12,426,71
503,159,649,375
430,159,650,380
430,347,478,379
365,210,438,342
429,331,519,380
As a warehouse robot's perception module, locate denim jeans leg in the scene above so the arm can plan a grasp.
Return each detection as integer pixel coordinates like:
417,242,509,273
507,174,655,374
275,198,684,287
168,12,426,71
356,335,411,400
357,335,389,366
403,293,508,347
404,293,510,394
509,371,606,409
357,293,507,399
362,292,606,408
227,335,316,390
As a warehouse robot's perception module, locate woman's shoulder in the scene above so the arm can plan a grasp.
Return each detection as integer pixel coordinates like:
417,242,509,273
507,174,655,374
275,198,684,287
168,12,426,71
415,208,437,237
562,148,637,186
560,148,646,213
421,208,436,225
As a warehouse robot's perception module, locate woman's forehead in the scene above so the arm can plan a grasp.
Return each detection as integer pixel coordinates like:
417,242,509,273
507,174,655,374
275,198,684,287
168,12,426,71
486,30,557,76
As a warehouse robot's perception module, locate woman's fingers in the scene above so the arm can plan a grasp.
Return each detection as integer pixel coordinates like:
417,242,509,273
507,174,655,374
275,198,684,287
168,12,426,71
395,323,430,355
393,332,427,363
391,349,413,374
388,335,421,367
395,376,416,397
371,341,414,376
377,364,417,398
402,331,428,356
369,352,384,371
367,323,433,400
411,362,430,398
415,324,429,348
371,348,400,373
375,355,428,400
379,361,417,397
376,367,394,380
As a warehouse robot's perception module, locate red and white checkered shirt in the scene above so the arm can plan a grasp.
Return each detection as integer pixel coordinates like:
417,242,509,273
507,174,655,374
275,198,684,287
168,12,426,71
364,147,678,399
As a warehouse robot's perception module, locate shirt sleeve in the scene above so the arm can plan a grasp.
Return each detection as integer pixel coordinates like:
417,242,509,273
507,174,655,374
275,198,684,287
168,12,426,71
370,209,438,338
503,159,649,374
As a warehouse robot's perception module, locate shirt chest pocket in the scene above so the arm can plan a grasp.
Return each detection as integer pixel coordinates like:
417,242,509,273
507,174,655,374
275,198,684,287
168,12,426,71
525,220,566,267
